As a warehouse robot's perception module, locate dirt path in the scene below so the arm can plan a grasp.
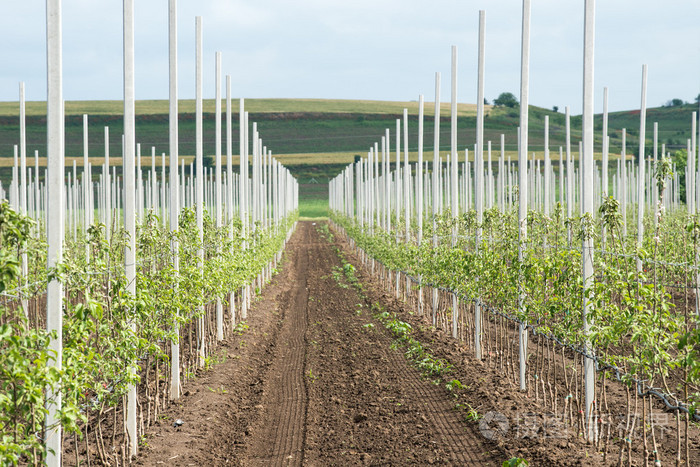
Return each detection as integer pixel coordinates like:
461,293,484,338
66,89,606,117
136,221,502,466
245,229,311,465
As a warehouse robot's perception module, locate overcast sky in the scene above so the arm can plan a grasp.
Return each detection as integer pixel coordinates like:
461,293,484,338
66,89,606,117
0,1,698,114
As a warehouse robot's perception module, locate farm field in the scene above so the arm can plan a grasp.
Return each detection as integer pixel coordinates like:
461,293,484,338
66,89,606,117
0,98,483,118
3,89,700,467
4,1,700,465
3,98,700,465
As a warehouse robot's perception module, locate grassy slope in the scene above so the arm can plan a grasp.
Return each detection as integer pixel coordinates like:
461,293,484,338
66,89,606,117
0,98,696,191
0,105,569,165
0,98,481,117
602,104,696,150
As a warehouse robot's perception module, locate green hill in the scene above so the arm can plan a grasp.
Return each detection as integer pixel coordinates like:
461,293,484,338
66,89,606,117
0,98,481,118
0,98,696,183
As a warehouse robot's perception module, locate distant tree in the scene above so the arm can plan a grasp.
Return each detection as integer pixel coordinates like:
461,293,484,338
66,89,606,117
695,93,700,104
665,98,686,107
484,98,490,105
552,105,559,113
493,92,518,108
671,148,687,168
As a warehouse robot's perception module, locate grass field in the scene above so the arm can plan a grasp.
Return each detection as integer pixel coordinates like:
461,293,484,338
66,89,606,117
0,98,482,118
0,106,580,171
0,112,501,163
297,183,328,219
298,198,329,219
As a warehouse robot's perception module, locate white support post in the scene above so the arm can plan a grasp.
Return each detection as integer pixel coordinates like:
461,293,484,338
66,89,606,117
381,135,387,229
691,105,700,214
386,128,391,233
395,118,401,247
566,106,572,237
581,0,597,442
487,142,492,210
11,145,18,211
559,147,564,205
241,104,249,320
621,129,627,237
636,64,648,274
544,115,550,217
417,94,424,315
168,0,181,401
403,108,410,243
151,146,157,213
195,16,206,367
518,0,531,392
403,108,411,294
19,83,27,221
432,72,440,327
500,134,505,212
475,10,485,360
450,45,459,340
215,51,223,342
226,75,235,325
653,122,658,227
104,127,111,236
450,45,458,222
602,87,609,198
19,83,29,316
45,1,64,463
374,142,380,229
123,0,138,457
136,143,142,220
83,114,89,257
691,119,696,213
697,103,700,213
601,87,609,248
34,150,40,224
240,99,247,235
254,135,259,230
161,152,166,225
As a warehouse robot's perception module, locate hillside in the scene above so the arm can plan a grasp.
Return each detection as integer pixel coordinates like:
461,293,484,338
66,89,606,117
0,98,481,118
0,98,696,185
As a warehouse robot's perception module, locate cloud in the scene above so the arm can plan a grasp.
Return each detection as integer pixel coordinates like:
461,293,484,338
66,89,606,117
0,0,698,115
204,0,274,30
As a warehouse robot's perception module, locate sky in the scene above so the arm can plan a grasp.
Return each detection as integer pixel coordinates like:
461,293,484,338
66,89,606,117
0,0,698,114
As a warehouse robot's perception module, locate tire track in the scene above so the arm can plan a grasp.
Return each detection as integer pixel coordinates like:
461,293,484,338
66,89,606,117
246,224,311,466
381,344,498,465
134,226,300,466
